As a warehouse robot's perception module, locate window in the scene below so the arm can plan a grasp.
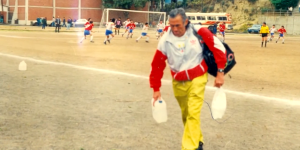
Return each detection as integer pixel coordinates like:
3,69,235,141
218,17,227,21
188,16,196,20
196,16,206,20
207,16,216,20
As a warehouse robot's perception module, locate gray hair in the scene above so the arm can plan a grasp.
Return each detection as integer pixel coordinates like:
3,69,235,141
169,8,187,23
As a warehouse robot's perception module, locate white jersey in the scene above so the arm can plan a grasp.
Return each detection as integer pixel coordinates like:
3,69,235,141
157,23,165,30
270,27,276,33
106,22,114,30
142,26,149,33
124,21,130,26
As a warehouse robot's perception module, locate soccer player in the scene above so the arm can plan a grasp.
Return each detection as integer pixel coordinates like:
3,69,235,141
122,18,131,37
218,22,226,42
104,18,115,45
115,17,122,35
259,22,269,47
126,20,136,39
136,22,150,43
276,26,286,44
268,25,276,42
79,20,94,43
156,20,165,39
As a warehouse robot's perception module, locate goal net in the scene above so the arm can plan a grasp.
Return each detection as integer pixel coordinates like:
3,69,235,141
99,8,166,31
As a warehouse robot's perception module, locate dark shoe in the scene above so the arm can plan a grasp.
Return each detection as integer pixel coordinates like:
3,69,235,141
197,142,204,150
107,40,110,44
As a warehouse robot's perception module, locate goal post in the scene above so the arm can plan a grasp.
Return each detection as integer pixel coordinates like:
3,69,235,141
99,8,166,31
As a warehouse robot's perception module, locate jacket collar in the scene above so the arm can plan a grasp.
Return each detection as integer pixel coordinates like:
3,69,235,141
165,25,193,43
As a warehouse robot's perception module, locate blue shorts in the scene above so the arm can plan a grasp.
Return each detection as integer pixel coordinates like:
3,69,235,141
220,31,225,35
141,32,147,36
84,30,90,35
271,33,274,36
129,29,133,33
158,29,163,33
280,33,284,37
105,30,113,36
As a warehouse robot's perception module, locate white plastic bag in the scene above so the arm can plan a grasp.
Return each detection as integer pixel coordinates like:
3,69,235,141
211,88,227,119
151,98,168,123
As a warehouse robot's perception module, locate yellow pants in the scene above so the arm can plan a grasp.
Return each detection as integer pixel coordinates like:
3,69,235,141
172,73,208,150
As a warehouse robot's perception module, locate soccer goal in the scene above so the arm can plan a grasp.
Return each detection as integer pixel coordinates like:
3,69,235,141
99,8,166,31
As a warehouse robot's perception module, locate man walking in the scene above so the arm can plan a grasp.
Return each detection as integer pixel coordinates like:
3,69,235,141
149,8,227,150
55,16,61,33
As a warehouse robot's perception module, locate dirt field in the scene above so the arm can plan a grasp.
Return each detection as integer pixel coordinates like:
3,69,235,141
0,26,300,150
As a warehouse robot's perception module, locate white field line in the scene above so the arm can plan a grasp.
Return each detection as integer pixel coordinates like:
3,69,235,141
0,52,299,106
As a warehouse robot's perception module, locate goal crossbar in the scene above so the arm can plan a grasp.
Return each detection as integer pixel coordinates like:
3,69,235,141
105,8,167,14
99,8,167,29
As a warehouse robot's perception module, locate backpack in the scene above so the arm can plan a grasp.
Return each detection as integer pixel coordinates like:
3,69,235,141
208,25,215,33
192,25,236,77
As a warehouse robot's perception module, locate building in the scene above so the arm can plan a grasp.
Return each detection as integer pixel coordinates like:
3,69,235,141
0,0,102,25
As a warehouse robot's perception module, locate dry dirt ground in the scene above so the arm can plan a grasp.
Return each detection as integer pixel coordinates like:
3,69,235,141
0,26,300,150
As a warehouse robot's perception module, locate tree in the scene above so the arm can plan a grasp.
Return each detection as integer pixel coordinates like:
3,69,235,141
270,0,299,10
103,0,149,9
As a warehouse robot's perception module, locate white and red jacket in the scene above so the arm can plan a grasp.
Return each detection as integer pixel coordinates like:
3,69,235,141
149,25,227,92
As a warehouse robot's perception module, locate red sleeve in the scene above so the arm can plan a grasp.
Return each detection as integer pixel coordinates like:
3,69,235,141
197,27,227,69
149,50,167,92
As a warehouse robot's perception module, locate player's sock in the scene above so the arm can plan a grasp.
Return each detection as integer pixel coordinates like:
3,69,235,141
146,37,149,42
80,37,85,43
265,41,267,47
261,42,263,47
108,37,113,41
104,37,107,42
90,36,93,41
136,36,142,40
118,30,119,35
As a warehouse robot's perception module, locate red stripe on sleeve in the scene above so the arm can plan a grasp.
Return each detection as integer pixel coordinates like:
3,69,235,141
149,50,167,92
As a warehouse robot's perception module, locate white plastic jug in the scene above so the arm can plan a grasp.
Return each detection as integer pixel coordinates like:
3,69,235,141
151,98,168,123
211,88,227,119
18,61,27,71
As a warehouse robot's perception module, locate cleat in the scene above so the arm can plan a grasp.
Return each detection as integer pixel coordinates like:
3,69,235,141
104,41,106,45
146,41,149,43
90,41,94,43
107,40,110,44
136,40,138,42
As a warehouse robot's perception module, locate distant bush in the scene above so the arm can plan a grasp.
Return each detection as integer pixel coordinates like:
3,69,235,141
244,9,249,13
247,0,258,3
209,6,214,12
203,6,209,12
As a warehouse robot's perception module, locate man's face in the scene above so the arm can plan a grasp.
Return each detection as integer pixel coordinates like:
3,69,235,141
127,19,130,21
263,23,266,26
273,26,275,28
160,21,162,24
169,15,188,37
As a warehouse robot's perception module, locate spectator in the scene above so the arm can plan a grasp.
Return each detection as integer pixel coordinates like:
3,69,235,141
52,17,55,27
67,17,72,30
55,16,61,33
62,17,66,27
299,4,300,13
0,15,4,23
42,17,47,29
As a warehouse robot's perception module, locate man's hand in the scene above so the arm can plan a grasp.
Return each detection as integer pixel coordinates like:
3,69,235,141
214,72,225,88
152,91,161,106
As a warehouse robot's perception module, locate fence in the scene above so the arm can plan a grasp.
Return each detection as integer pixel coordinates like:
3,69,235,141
258,12,300,35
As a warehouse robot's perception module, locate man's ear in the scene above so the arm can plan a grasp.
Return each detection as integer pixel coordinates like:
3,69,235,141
184,19,188,26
